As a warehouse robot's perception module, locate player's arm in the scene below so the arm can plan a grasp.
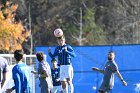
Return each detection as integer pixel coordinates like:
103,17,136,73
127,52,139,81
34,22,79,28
6,69,16,93
31,71,44,78
92,67,104,74
1,72,6,88
48,47,58,58
6,82,16,93
1,61,8,88
6,69,20,93
11,76,20,93
65,45,76,57
39,70,48,78
6,88,13,93
116,70,127,86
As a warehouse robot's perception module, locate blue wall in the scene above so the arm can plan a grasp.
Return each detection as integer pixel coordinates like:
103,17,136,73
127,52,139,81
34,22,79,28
35,45,140,93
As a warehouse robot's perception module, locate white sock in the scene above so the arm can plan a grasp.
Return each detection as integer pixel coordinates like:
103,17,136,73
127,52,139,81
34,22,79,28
63,88,68,93
68,83,74,93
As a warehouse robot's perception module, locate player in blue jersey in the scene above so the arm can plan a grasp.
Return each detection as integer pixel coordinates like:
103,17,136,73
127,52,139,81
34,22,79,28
31,52,53,93
6,50,31,93
51,58,62,93
92,51,127,93
48,35,76,93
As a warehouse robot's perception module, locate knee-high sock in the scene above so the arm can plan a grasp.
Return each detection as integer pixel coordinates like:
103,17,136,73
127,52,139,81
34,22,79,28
63,88,68,93
68,83,74,93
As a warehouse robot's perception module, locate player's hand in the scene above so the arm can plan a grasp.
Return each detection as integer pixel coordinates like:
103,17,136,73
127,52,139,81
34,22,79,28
64,46,67,51
31,71,36,74
6,88,13,93
48,47,51,53
92,67,99,71
122,80,127,86
56,78,60,82
57,64,60,66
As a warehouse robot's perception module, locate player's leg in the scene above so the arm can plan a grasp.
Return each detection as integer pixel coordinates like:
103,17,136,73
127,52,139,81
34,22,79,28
40,79,50,93
51,86,58,93
66,65,74,93
106,89,111,93
0,83,1,93
23,87,31,93
60,65,68,93
61,81,68,93
98,87,111,93
60,90,63,93
98,89,106,93
66,78,73,93
57,85,63,93
41,86,50,93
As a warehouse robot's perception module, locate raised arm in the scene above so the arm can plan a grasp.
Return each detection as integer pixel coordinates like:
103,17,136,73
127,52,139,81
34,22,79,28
48,47,58,59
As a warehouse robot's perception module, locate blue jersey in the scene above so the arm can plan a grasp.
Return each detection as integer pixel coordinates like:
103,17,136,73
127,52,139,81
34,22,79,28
12,62,31,93
49,44,76,65
51,68,61,86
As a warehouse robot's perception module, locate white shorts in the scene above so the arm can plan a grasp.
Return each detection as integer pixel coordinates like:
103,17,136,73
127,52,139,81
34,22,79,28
51,85,62,93
60,65,73,81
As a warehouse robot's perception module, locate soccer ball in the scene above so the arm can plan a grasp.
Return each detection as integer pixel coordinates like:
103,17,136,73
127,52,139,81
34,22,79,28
53,28,63,37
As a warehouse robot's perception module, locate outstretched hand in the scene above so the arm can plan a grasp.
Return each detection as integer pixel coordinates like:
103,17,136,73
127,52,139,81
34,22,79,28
92,67,99,71
48,47,51,53
122,80,127,86
64,46,67,52
31,71,37,74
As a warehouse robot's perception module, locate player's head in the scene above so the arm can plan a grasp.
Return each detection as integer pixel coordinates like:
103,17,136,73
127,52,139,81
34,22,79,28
36,52,44,62
57,35,66,46
51,58,57,67
108,51,115,61
14,49,24,61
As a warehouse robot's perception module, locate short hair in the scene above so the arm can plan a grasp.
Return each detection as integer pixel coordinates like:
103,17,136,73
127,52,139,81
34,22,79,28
57,35,65,40
36,52,44,62
109,51,115,55
14,50,24,61
51,58,57,62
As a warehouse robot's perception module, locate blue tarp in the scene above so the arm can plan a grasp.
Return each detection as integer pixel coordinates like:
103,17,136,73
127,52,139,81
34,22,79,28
35,44,140,93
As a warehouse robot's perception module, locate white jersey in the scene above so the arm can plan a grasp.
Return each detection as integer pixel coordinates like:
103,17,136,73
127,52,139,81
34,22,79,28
0,56,8,82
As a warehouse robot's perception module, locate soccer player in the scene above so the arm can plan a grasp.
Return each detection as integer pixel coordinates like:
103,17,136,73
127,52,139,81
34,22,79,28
0,56,8,92
92,51,127,93
31,51,53,93
6,50,31,93
48,35,76,93
51,58,62,93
